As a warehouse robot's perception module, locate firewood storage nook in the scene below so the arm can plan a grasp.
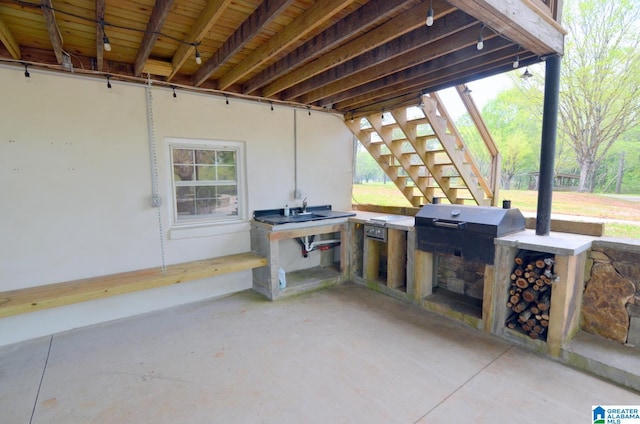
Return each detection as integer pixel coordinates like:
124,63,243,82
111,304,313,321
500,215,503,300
489,233,593,357
505,250,557,341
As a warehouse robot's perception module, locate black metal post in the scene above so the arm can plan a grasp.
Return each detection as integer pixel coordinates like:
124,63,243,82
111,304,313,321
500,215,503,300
536,55,561,236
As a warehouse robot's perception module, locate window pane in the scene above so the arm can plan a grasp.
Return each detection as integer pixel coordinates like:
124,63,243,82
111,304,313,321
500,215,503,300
216,165,236,181
173,149,193,164
174,165,194,181
171,143,242,223
196,165,216,181
217,151,235,165
195,150,216,165
175,186,195,217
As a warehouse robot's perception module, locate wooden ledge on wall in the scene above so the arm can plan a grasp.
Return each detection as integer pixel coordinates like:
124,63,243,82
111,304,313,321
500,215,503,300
0,252,267,319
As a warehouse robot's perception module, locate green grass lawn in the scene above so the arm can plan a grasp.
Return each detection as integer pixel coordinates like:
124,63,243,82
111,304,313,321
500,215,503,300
352,182,640,238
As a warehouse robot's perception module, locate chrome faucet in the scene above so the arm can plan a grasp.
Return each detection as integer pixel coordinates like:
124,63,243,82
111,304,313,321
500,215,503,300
302,197,308,213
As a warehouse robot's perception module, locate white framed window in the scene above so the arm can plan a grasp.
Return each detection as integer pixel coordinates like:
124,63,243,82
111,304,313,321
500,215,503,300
168,138,246,226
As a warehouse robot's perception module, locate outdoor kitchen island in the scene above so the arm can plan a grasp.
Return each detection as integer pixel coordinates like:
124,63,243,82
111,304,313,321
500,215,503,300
250,208,355,300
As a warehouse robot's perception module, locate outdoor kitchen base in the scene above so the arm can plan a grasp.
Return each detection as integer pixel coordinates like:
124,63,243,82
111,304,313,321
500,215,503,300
424,291,488,331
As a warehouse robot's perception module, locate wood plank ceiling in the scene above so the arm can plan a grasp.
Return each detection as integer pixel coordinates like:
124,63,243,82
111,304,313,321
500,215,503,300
0,0,565,116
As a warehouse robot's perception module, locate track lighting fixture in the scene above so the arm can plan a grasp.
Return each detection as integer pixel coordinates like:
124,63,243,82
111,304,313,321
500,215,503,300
521,68,533,79
426,0,434,27
194,46,202,65
106,75,112,89
476,26,484,50
24,64,30,78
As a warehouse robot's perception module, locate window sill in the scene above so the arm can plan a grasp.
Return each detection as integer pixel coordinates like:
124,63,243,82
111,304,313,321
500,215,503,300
168,220,251,240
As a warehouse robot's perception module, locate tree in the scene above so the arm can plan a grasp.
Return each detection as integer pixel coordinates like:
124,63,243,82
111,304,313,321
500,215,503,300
481,87,541,189
559,0,640,192
355,147,383,183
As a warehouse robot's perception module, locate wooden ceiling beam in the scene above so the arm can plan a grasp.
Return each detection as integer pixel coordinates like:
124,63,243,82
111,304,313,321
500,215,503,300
215,0,358,91
283,11,476,102
133,0,175,76
167,0,234,80
261,1,448,99
447,0,565,55
335,39,520,110
191,0,294,87
95,0,105,71
242,0,421,95
0,14,20,59
297,24,488,105
40,0,63,64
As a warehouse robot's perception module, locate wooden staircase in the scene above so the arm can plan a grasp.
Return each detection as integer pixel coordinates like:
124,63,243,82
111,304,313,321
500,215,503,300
347,86,501,207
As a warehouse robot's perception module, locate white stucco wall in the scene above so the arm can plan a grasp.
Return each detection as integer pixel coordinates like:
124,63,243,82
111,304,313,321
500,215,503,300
0,66,353,345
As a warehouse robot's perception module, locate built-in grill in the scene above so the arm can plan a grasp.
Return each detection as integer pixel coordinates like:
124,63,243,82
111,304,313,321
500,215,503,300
364,215,408,242
415,204,525,264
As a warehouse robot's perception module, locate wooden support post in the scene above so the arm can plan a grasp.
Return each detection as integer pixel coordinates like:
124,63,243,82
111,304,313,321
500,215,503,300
387,229,406,289
363,238,381,281
546,251,586,357
413,250,433,303
487,243,518,335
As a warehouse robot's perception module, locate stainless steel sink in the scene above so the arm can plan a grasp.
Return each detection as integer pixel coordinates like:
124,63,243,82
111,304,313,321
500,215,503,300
253,205,355,225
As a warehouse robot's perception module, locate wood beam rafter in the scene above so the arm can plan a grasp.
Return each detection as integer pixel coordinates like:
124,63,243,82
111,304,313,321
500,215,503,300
167,0,233,80
298,24,489,106
40,0,63,64
0,14,20,59
284,10,475,103
133,0,175,76
261,1,444,99
447,0,565,55
335,38,517,112
242,0,420,95
95,0,105,72
214,0,357,91
191,0,294,87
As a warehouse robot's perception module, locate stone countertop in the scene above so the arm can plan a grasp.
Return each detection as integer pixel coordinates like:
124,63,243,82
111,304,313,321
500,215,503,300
348,211,415,231
251,216,352,232
495,229,596,256
251,210,416,232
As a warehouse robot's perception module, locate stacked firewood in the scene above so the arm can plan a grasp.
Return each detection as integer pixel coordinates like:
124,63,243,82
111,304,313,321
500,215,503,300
505,251,558,340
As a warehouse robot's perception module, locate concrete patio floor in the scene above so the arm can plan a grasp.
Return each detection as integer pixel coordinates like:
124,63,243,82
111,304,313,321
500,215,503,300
1,284,639,424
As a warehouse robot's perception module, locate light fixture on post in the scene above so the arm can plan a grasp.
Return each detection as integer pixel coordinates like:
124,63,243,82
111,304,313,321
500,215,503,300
463,85,472,94
426,0,434,27
194,43,202,64
100,22,112,52
513,46,521,68
476,25,485,50
521,68,533,79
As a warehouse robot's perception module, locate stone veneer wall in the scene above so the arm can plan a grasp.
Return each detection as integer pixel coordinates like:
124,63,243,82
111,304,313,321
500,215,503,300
435,254,485,299
582,242,640,346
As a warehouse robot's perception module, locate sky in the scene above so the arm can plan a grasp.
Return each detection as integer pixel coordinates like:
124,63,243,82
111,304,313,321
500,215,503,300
439,72,514,118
